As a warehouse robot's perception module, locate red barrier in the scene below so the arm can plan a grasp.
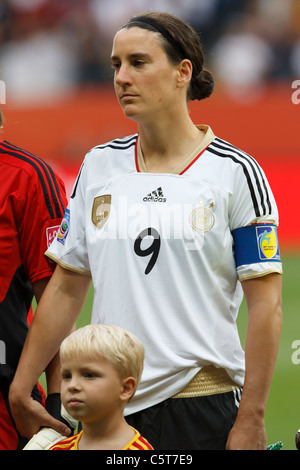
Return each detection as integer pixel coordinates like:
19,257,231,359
257,156,300,253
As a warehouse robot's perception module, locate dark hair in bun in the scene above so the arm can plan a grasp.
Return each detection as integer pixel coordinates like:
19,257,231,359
189,69,214,101
123,11,214,102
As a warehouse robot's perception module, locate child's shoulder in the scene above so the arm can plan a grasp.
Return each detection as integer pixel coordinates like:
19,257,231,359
124,427,154,450
49,431,82,450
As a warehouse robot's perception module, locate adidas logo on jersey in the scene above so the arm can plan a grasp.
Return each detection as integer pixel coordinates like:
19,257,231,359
143,187,166,203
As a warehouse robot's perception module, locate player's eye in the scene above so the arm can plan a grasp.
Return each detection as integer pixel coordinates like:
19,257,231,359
132,60,145,67
111,62,121,71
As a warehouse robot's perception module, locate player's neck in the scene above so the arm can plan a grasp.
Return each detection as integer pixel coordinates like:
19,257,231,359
138,116,204,173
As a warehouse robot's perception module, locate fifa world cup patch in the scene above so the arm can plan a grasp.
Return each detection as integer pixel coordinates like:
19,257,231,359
57,208,70,245
232,224,281,268
46,225,60,248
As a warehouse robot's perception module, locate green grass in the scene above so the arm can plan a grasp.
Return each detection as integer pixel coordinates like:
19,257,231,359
266,254,300,450
39,253,299,450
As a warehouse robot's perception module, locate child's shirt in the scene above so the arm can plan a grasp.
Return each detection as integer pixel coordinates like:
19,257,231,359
49,427,154,450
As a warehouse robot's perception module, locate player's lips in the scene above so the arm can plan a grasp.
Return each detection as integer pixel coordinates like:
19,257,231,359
120,93,137,102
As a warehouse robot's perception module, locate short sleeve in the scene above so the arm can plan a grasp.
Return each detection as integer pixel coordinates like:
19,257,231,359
46,159,91,275
229,157,282,280
19,165,68,284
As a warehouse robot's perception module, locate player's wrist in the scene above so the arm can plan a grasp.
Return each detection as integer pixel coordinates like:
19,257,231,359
9,380,32,410
236,405,266,425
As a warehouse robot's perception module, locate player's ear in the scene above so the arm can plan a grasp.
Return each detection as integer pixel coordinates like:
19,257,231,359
120,377,136,402
176,59,192,89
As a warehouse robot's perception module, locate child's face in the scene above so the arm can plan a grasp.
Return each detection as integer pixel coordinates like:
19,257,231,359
60,355,129,424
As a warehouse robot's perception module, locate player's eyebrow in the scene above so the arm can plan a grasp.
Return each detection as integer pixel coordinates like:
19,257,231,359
111,52,152,62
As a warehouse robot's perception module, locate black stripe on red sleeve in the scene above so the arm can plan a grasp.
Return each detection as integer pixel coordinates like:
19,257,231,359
0,141,66,219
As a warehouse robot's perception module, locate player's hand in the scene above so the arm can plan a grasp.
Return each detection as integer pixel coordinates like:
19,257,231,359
22,401,77,450
225,414,267,450
9,391,71,440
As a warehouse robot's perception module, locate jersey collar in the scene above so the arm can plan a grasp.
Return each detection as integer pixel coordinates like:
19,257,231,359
135,125,215,174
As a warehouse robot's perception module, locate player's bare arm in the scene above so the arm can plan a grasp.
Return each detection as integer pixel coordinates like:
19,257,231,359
9,265,91,439
32,277,62,395
226,273,282,450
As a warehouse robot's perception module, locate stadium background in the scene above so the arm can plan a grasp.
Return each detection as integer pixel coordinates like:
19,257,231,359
0,0,299,450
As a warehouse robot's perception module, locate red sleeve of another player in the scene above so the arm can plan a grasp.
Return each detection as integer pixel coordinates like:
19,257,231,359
18,169,68,284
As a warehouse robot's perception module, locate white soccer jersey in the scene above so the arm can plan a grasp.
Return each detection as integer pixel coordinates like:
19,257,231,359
47,125,282,415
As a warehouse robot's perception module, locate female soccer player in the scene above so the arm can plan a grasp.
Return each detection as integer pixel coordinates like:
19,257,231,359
10,11,282,450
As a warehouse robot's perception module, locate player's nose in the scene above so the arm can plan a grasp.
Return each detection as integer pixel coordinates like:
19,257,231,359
115,64,132,86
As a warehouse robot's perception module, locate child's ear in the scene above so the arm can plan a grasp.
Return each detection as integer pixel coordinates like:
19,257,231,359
120,377,136,402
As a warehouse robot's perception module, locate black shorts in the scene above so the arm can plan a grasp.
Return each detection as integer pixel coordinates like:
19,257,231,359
125,389,242,450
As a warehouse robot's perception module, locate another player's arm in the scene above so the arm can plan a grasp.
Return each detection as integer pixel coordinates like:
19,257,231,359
32,277,62,396
226,272,282,450
9,264,91,439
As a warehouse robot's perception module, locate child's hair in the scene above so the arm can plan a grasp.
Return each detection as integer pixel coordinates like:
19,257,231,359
60,324,145,386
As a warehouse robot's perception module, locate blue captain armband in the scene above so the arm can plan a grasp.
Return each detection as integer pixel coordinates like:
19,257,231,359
232,224,281,268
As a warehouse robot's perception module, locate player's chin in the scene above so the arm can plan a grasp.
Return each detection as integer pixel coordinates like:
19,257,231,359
120,103,142,120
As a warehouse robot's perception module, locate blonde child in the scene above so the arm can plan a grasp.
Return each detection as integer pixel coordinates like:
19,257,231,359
50,324,153,450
